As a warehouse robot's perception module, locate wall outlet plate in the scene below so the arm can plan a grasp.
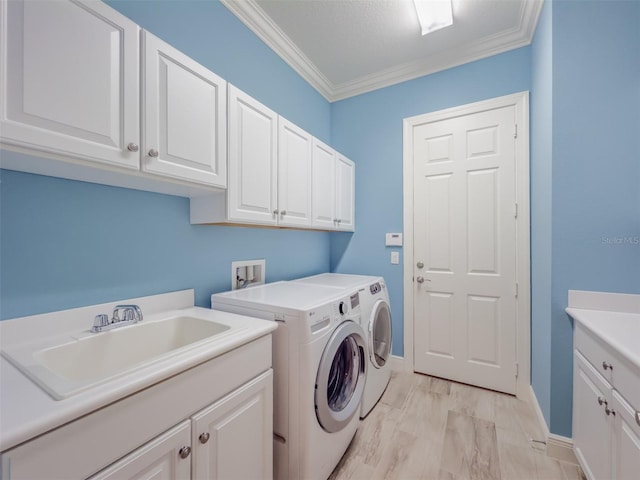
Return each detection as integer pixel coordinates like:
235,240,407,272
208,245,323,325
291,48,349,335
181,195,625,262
231,259,265,290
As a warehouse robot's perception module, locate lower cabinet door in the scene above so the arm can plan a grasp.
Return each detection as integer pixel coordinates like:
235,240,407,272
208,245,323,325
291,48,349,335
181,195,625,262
612,391,640,480
89,420,191,480
191,370,273,480
573,351,613,480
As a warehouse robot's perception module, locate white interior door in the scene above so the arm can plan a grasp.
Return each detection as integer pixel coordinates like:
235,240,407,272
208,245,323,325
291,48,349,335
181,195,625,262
412,104,518,394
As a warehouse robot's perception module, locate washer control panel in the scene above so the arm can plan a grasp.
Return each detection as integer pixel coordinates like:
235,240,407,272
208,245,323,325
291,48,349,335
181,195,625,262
370,282,382,295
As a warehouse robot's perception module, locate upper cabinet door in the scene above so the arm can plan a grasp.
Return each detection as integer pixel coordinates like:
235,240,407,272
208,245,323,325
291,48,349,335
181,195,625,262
277,117,312,227
1,0,140,169
227,85,278,224
311,138,336,230
335,154,355,231
142,31,227,187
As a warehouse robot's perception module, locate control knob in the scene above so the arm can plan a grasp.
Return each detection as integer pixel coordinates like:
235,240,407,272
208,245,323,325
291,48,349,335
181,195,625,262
339,301,348,315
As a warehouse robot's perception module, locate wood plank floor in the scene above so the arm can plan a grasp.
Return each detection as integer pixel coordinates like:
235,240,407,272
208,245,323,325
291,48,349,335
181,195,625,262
329,370,585,480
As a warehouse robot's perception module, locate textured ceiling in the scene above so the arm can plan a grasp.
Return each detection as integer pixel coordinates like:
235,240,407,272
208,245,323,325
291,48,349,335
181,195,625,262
223,0,543,101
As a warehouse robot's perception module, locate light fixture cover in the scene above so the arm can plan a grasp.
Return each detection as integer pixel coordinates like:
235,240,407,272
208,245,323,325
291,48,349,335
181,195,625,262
413,0,454,35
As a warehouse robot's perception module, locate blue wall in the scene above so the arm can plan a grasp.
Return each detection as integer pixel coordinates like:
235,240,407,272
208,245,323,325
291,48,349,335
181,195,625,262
548,0,640,437
530,0,553,431
330,48,532,356
0,0,332,320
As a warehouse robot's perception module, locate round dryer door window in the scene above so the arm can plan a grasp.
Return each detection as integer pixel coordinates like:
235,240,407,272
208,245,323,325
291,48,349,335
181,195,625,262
315,321,367,433
369,300,392,368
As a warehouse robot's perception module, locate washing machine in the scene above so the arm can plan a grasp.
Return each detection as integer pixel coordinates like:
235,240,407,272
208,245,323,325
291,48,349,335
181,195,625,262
291,274,392,418
211,282,367,480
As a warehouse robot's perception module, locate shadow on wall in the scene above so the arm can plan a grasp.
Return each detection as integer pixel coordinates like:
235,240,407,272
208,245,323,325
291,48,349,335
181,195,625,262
329,231,354,271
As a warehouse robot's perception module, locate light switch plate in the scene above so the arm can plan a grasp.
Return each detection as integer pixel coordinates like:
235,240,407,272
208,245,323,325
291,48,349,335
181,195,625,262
391,251,400,264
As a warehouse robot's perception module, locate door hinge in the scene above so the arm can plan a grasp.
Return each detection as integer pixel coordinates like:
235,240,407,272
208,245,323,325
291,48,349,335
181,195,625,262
514,124,518,139
514,362,519,378
514,203,518,219
515,282,519,298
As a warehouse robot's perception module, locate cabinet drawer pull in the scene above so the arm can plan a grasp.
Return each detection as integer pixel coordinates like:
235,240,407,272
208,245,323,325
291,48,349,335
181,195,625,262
199,432,210,444
179,446,191,459
605,406,616,416
598,396,607,406
602,361,613,370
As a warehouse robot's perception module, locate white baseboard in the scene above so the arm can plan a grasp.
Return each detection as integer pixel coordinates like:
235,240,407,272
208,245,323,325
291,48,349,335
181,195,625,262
389,355,410,371
527,385,578,464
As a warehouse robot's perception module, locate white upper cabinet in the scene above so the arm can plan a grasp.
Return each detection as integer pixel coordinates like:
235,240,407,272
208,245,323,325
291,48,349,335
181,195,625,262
277,117,312,227
142,31,227,187
311,139,337,230
1,0,140,169
311,139,355,231
335,153,355,231
227,85,278,224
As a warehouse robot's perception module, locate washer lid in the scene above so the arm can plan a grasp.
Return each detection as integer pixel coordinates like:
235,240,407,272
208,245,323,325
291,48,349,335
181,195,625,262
369,300,392,368
315,320,367,433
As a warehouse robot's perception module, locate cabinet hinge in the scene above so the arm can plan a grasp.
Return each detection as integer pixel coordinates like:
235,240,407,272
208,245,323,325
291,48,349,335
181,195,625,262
514,362,519,378
514,124,518,139
515,282,519,298
514,203,518,219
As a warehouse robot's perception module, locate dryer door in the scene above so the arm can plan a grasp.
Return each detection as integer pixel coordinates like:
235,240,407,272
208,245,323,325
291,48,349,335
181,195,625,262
315,320,367,433
369,300,392,368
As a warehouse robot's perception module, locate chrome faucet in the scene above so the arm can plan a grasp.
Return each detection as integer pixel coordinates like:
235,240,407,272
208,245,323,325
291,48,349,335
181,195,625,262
92,304,143,333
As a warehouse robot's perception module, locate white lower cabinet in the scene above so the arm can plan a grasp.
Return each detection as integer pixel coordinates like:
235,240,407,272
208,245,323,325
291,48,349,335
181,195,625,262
192,370,273,479
1,336,273,480
90,371,272,480
90,421,192,480
573,324,640,480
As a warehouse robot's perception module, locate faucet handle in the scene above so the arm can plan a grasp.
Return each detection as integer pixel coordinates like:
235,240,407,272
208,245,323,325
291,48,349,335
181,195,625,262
112,304,143,323
92,314,110,332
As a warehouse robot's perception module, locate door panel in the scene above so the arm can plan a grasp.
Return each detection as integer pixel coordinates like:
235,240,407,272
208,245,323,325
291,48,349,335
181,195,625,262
413,105,517,394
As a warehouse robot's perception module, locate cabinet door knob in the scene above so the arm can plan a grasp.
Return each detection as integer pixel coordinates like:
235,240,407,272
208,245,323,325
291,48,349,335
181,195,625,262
179,446,191,459
635,411,640,426
148,148,159,158
597,396,607,406
199,432,210,444
605,406,616,416
280,210,286,216
416,276,425,284
602,361,613,370
127,143,139,152
417,261,424,269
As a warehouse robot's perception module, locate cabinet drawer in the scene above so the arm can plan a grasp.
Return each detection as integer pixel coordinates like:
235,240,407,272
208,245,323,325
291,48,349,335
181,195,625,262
575,323,615,383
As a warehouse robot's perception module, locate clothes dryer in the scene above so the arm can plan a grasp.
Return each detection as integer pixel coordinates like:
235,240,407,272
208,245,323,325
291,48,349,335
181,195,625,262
211,282,367,480
291,274,392,418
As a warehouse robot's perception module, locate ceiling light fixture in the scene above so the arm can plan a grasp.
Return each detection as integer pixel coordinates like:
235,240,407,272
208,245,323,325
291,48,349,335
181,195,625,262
413,0,454,36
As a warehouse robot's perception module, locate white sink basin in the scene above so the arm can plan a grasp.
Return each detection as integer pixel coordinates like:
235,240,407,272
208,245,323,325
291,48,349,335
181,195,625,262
2,315,234,400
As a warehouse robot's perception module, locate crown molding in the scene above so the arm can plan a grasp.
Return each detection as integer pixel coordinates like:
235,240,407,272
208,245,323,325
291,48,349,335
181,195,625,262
221,0,544,103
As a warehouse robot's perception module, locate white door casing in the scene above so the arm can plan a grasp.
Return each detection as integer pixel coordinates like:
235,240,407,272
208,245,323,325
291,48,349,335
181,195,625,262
403,92,530,398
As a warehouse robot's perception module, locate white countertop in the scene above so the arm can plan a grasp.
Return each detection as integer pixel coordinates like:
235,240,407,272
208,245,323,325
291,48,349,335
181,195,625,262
566,290,640,372
0,291,276,452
